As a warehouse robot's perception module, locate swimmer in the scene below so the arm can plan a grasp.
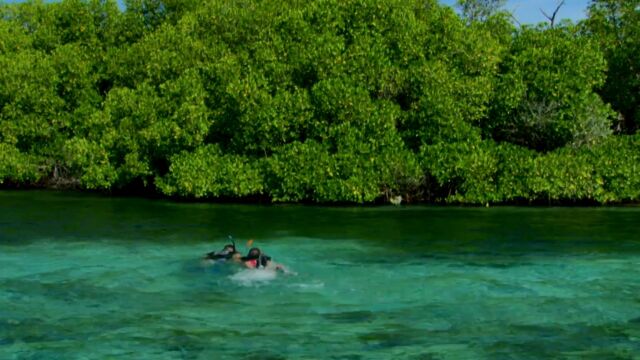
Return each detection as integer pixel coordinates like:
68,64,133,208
201,243,241,266
241,247,293,274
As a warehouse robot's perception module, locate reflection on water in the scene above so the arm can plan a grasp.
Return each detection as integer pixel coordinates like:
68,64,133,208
1,191,640,359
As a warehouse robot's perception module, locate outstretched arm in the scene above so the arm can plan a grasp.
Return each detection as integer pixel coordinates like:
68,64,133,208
273,262,296,275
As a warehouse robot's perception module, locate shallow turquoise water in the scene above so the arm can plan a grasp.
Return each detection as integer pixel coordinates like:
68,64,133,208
1,191,640,359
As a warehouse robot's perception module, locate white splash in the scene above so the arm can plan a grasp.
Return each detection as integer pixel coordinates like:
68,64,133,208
229,268,278,286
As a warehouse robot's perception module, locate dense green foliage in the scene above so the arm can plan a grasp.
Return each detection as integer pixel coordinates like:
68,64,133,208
486,25,613,151
0,0,638,204
583,0,640,133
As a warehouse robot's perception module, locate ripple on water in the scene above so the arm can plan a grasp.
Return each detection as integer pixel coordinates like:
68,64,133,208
2,197,640,359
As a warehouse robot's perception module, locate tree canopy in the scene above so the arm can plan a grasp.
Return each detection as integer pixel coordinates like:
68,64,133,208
0,0,638,204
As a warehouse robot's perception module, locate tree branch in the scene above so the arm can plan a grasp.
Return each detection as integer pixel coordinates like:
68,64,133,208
540,0,566,28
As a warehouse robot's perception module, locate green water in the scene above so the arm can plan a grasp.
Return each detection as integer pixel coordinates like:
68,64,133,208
1,191,640,359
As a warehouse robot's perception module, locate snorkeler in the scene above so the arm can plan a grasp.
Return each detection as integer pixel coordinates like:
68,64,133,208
241,247,292,274
202,243,241,264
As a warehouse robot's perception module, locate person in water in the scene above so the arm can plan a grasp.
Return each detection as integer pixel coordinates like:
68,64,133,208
202,243,241,264
241,247,290,273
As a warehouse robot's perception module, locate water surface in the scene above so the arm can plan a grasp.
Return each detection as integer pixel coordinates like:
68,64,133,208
1,191,640,359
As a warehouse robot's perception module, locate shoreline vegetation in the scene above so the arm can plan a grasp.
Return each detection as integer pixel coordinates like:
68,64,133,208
1,0,639,205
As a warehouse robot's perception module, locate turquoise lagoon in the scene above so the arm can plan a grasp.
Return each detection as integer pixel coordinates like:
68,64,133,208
1,191,639,359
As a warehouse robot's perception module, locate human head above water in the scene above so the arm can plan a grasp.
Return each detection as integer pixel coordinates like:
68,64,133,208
246,247,261,259
223,244,236,253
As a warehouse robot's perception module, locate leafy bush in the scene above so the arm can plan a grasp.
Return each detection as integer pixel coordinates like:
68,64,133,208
486,25,614,151
0,144,42,184
0,0,637,204
157,144,263,198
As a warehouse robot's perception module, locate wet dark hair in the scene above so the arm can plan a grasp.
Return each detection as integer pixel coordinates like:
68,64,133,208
241,247,272,268
204,243,238,260
244,247,261,260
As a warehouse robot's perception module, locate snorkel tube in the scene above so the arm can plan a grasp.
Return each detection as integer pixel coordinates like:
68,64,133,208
204,235,239,261
229,235,237,253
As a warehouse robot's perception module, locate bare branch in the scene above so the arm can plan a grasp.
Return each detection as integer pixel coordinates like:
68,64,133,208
540,0,566,28
508,11,521,27
507,2,522,27
551,0,566,23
